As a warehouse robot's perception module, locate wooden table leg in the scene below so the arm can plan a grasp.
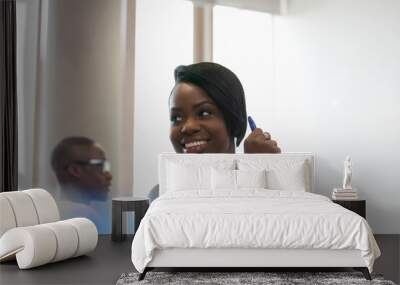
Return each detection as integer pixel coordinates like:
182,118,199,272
134,201,149,235
112,201,124,241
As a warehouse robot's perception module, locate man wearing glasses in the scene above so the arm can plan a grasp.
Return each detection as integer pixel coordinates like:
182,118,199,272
51,137,113,233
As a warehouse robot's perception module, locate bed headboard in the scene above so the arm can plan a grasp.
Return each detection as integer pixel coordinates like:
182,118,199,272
158,153,315,195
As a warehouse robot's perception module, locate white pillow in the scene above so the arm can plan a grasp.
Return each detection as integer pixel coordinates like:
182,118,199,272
166,162,211,191
165,158,236,192
236,169,268,189
211,168,236,191
266,161,307,191
211,168,268,191
238,159,309,192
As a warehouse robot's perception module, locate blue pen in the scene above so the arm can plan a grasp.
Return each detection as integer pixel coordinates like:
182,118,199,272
248,116,257,131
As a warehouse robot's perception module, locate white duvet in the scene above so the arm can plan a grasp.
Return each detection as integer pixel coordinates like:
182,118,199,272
131,190,380,273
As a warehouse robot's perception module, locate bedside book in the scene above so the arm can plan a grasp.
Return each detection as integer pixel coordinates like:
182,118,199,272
332,188,358,200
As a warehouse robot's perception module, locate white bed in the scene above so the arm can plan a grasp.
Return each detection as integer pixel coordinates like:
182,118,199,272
131,153,380,280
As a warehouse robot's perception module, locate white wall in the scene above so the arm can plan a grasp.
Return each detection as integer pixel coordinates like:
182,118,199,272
272,0,400,234
134,0,400,234
17,0,398,234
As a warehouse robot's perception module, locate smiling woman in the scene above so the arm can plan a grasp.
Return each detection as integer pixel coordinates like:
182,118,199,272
149,62,281,202
170,62,280,154
169,82,234,153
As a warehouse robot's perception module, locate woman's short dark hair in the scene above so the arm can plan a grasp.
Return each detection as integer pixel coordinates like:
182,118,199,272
173,62,247,147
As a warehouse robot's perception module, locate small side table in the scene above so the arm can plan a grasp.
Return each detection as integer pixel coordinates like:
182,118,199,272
112,197,149,242
333,199,366,219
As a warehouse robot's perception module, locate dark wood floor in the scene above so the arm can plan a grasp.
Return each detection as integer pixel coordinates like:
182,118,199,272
374,234,400,284
0,235,398,285
0,236,134,285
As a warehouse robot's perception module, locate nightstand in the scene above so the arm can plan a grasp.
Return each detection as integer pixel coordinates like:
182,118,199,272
112,197,149,242
332,199,366,219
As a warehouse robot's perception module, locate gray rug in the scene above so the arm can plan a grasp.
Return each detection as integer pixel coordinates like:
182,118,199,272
116,272,396,285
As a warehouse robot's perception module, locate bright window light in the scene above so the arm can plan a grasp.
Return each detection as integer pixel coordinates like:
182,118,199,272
213,5,275,145
134,0,193,196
